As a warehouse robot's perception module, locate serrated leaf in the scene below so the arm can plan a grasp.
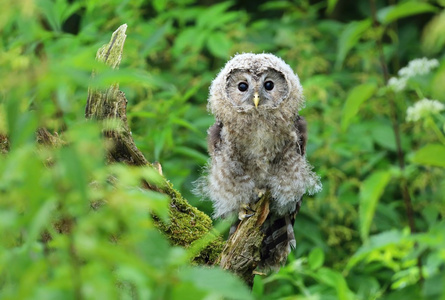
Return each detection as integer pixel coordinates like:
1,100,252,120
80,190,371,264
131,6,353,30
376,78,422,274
196,1,233,29
173,28,199,57
412,144,445,167
336,19,372,69
359,171,392,241
342,83,377,131
377,2,438,25
207,32,232,59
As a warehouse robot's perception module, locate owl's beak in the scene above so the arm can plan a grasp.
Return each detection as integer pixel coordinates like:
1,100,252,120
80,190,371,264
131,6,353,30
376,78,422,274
253,92,260,108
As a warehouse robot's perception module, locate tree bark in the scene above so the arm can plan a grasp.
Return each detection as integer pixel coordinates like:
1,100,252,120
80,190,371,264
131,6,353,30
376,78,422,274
217,193,271,287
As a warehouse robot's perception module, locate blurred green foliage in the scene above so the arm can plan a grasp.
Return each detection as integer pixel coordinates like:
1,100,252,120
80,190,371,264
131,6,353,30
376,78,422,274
1,0,445,299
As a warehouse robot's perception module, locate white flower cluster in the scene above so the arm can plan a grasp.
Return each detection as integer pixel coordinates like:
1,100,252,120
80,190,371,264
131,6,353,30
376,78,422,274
406,98,445,122
398,58,440,78
387,77,407,92
387,57,440,92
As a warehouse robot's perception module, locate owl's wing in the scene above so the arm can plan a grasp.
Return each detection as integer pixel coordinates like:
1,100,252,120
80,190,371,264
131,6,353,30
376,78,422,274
207,121,223,155
260,201,301,270
295,115,307,156
259,115,308,270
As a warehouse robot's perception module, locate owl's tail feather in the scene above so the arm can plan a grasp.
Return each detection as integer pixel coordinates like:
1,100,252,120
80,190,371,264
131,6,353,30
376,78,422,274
259,200,301,271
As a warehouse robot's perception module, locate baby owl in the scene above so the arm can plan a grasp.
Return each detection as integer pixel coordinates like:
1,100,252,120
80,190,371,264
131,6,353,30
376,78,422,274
198,53,321,269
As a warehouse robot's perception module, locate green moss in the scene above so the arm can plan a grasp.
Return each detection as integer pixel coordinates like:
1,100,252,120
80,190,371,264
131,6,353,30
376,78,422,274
155,180,224,265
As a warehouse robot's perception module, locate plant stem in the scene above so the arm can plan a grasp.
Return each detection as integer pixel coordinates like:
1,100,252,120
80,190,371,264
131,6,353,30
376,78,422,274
69,230,83,300
426,116,445,145
369,0,423,283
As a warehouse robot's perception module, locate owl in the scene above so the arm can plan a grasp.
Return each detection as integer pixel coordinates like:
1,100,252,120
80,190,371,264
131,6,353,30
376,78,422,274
196,53,322,270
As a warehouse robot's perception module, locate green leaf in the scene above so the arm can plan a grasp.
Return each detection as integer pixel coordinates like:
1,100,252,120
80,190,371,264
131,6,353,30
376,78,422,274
9,111,38,150
115,266,152,300
359,171,392,241
412,144,445,167
196,1,233,29
377,2,438,25
327,0,339,14
252,275,265,299
347,230,406,270
336,19,372,69
341,83,377,131
260,1,292,10
171,282,207,300
25,199,56,249
137,229,171,268
142,22,171,55
59,146,88,202
371,122,396,151
173,28,202,56
37,0,81,32
421,11,445,55
308,247,325,270
207,32,232,59
172,118,200,133
316,268,354,300
431,61,445,99
173,146,208,165
423,273,445,300
128,189,170,223
152,0,167,12
178,266,253,300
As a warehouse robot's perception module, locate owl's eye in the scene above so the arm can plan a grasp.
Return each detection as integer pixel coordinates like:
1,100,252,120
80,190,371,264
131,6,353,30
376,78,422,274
238,82,248,92
264,81,274,91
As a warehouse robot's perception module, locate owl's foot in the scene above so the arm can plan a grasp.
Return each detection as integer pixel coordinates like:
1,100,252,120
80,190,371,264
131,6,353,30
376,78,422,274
238,204,256,220
253,270,266,276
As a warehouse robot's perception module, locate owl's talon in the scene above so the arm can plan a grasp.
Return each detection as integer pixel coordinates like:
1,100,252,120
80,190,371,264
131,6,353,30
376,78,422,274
238,212,255,220
241,203,256,213
239,204,256,220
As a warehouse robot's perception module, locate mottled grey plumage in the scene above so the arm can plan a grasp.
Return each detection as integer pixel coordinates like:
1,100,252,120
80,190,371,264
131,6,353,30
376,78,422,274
196,53,322,269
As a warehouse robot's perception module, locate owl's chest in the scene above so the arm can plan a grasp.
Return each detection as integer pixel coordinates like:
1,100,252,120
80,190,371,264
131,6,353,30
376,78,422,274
223,117,295,167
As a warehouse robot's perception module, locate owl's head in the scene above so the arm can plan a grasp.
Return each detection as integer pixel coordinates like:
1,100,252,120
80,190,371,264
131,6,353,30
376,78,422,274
208,53,304,117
